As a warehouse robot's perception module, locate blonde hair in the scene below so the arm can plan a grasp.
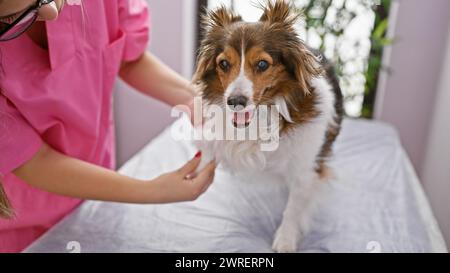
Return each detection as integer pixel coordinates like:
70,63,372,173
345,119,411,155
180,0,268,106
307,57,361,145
0,179,13,219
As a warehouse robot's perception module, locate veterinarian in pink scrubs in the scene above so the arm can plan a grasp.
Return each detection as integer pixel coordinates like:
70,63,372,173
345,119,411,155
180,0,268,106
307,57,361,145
0,0,215,252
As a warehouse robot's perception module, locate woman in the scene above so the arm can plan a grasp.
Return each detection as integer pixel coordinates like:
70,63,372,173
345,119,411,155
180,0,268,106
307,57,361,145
0,0,215,252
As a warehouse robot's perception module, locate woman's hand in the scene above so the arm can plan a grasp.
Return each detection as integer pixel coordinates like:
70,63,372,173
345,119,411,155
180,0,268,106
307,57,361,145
147,152,215,203
14,144,215,204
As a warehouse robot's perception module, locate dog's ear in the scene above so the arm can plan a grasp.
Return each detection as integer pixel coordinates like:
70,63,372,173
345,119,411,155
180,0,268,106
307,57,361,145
193,7,242,84
203,6,242,32
287,46,323,96
260,1,322,95
193,52,214,84
259,0,300,30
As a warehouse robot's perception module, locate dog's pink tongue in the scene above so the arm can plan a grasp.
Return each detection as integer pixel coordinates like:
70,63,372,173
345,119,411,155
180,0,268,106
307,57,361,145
233,112,251,125
245,112,250,121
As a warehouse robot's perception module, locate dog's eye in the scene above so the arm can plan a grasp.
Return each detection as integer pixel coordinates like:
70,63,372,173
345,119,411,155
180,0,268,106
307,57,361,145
256,60,270,72
218,60,231,72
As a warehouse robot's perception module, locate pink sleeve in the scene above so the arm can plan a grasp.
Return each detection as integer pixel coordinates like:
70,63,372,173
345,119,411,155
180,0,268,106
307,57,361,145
118,0,150,61
0,94,43,175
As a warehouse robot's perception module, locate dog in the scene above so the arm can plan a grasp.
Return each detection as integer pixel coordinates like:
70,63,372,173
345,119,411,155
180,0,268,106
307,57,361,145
191,0,343,252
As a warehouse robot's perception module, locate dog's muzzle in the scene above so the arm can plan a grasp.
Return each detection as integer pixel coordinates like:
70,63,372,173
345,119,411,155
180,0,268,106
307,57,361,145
227,95,254,128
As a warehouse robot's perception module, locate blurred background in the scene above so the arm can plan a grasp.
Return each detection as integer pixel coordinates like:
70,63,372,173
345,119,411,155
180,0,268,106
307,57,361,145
114,0,450,246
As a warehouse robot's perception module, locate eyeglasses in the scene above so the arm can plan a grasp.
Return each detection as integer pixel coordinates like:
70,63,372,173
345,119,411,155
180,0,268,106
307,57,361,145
0,0,55,42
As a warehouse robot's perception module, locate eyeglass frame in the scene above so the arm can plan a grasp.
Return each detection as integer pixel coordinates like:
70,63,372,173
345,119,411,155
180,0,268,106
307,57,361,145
0,0,55,42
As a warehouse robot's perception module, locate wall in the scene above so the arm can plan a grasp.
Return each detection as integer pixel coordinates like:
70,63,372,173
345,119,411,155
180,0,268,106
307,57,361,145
374,0,450,173
114,0,197,167
375,0,450,247
421,22,450,248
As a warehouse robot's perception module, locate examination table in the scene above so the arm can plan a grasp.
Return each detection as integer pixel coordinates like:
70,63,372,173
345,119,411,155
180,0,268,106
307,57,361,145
25,118,448,253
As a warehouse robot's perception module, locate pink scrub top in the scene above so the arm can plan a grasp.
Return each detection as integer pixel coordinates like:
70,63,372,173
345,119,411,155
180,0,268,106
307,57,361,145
0,0,150,252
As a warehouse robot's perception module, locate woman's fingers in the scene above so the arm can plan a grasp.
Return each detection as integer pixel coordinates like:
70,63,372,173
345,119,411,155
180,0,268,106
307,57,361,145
178,151,202,177
193,160,216,193
174,153,216,201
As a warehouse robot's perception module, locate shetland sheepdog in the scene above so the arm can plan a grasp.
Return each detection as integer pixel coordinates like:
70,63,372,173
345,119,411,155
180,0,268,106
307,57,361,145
192,0,343,252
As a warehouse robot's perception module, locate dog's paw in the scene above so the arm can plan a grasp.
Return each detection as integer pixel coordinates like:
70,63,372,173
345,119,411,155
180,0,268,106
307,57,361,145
272,224,301,253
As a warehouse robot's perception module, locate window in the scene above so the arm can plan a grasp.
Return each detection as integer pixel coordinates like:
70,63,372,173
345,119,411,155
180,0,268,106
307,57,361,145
201,0,391,118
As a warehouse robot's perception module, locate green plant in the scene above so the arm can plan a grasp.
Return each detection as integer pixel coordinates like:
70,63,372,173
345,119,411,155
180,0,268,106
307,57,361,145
297,0,391,118
362,0,392,118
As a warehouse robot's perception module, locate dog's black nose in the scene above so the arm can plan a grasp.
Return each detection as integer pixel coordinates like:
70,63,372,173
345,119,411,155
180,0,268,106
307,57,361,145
227,96,248,108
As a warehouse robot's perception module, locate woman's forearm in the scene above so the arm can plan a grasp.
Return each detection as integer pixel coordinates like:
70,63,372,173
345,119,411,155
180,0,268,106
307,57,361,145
119,52,194,107
13,144,152,203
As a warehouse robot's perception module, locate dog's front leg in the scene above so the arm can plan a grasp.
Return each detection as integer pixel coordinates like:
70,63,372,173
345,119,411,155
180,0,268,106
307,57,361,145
272,171,320,253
